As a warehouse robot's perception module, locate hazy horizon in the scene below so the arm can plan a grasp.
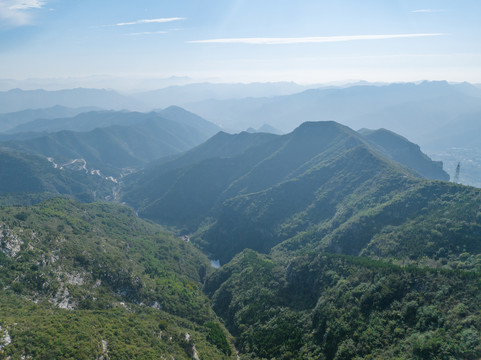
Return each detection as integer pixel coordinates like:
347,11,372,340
1,76,480,93
1,0,481,85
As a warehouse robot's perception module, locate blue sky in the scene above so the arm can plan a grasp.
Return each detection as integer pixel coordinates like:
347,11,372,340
1,0,480,84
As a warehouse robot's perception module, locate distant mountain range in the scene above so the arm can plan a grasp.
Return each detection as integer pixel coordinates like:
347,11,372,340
182,81,481,139
6,106,219,136
1,107,220,177
3,82,480,155
0,88,142,113
175,81,481,187
134,82,319,109
246,123,283,135
2,82,478,187
0,82,321,114
0,105,99,132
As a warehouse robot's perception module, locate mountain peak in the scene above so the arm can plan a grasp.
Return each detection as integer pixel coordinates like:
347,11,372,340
291,120,345,134
156,106,221,135
362,127,449,181
290,121,356,141
161,105,190,113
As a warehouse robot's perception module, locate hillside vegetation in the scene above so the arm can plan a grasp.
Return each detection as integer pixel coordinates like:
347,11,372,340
0,148,114,204
205,250,481,360
0,199,234,359
1,110,480,359
123,121,453,263
120,120,481,359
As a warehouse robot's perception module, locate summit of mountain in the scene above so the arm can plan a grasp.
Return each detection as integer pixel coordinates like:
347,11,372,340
451,81,481,98
246,123,283,135
155,106,221,138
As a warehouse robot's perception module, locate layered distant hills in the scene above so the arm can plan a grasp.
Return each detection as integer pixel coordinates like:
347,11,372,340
134,81,318,109
0,105,99,133
180,81,481,186
182,81,481,138
0,107,220,177
0,88,142,113
5,106,219,136
4,82,481,176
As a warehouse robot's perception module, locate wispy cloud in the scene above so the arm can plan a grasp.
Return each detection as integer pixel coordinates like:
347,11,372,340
0,0,47,25
115,17,184,26
126,30,168,36
7,0,45,10
411,9,446,13
189,33,444,45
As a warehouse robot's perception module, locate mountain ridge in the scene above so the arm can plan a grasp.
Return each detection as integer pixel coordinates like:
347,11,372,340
2,108,221,177
0,88,143,113
122,121,449,263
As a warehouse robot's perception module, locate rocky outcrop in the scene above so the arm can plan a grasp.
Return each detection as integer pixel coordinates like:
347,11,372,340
1,224,23,258
0,325,12,350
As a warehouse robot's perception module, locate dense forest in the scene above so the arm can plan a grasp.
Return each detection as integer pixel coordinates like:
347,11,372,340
0,199,234,359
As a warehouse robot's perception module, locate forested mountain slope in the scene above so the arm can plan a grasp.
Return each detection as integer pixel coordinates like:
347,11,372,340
123,121,452,263
360,128,449,181
181,122,481,360
205,250,481,360
0,148,114,204
2,108,220,177
0,199,235,359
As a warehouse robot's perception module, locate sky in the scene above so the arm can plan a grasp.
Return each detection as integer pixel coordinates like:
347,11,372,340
0,0,480,85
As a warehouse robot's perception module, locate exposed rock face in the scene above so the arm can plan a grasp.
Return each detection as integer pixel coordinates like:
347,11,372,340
184,333,200,360
65,272,86,286
1,224,23,257
0,325,12,350
49,286,75,310
96,339,109,360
